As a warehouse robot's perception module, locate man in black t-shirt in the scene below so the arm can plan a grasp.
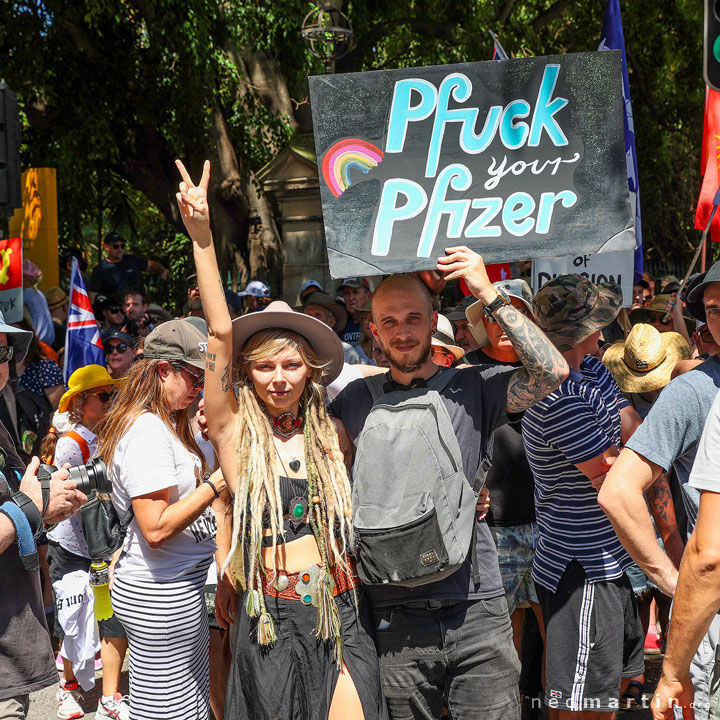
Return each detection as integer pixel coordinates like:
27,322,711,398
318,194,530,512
464,279,544,660
88,232,168,302
329,250,568,720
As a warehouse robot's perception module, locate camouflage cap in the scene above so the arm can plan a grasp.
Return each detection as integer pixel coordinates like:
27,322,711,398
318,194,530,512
534,274,623,351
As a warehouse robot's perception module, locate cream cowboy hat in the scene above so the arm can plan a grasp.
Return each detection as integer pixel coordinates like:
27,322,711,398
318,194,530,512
232,301,344,385
431,314,465,362
602,324,691,393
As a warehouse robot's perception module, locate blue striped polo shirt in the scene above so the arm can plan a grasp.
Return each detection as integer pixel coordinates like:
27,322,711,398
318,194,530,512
521,355,632,593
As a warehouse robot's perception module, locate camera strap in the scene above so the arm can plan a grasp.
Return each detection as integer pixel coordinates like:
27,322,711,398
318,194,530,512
0,500,39,571
11,488,46,539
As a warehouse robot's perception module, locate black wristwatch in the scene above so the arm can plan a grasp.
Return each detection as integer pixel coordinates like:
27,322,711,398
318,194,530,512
483,288,511,320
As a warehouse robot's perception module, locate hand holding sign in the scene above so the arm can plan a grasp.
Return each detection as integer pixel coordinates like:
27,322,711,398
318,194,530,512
437,246,497,305
175,159,211,236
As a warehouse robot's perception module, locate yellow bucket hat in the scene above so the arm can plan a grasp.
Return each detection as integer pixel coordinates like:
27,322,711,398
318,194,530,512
58,364,123,413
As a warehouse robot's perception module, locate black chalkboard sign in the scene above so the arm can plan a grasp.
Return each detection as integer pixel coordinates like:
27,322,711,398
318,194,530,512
309,51,635,279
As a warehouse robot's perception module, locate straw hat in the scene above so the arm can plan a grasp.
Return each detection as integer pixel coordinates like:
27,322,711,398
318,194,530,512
431,314,465,362
628,294,695,336
232,301,344,385
58,364,123,413
602,324,691,393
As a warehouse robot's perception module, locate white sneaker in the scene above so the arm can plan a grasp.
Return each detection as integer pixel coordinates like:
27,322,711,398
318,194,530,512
96,694,130,720
56,681,84,719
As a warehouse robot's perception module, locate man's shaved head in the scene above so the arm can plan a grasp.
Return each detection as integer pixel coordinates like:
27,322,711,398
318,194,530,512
371,274,433,324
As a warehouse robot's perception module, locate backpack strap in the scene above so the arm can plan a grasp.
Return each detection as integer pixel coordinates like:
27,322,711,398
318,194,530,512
470,449,492,584
364,367,459,403
363,373,389,402
65,430,90,464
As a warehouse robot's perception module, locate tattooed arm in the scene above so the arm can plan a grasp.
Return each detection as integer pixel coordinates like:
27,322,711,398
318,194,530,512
491,303,570,413
437,246,568,414
175,159,238,438
598,447,679,596
646,471,685,570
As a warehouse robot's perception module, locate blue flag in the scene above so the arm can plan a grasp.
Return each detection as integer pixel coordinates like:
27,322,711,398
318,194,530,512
599,0,643,283
63,257,105,383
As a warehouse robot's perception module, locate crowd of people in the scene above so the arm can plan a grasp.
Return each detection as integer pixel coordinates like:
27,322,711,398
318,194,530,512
3,158,720,720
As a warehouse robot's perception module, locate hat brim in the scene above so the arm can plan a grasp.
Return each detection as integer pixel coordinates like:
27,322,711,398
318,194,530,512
628,309,696,337
58,375,123,413
543,281,623,351
431,338,465,361
232,307,345,385
602,332,691,393
0,321,33,364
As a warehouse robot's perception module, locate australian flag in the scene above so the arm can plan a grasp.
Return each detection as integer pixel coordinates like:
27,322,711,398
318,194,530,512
599,0,643,283
63,257,105,383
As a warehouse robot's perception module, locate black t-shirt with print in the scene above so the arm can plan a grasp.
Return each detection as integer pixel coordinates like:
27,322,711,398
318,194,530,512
464,348,536,527
329,365,514,606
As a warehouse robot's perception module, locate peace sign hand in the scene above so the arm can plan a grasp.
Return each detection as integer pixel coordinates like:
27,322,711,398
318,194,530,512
175,159,211,236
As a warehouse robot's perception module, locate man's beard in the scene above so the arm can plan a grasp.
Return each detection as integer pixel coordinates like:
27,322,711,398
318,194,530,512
384,336,432,374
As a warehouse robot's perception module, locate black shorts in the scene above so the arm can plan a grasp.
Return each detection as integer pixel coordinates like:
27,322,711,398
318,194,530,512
537,560,643,713
47,543,127,639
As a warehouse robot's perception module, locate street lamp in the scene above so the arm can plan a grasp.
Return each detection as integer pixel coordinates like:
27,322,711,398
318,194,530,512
301,5,353,74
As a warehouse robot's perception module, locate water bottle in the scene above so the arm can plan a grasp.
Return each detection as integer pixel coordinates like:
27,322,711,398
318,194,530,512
89,561,114,621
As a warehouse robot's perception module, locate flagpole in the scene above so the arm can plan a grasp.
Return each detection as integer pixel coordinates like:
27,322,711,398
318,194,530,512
702,236,707,273
662,186,720,322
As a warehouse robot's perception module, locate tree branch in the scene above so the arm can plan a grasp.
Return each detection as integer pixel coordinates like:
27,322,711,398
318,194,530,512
531,0,571,33
498,0,515,26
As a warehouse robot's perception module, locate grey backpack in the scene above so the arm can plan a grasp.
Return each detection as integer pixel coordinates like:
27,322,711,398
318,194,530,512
352,369,488,587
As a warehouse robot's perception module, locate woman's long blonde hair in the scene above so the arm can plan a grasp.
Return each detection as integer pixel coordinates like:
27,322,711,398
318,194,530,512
224,329,353,663
96,358,206,474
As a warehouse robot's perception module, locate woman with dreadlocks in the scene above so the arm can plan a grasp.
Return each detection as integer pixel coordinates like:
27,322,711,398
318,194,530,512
175,160,386,720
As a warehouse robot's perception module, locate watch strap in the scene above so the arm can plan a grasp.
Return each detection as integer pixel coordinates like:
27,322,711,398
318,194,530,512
484,293,509,318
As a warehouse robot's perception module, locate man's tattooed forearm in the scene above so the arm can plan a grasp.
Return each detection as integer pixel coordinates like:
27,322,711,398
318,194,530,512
494,305,569,413
206,352,216,373
220,361,231,392
646,472,672,525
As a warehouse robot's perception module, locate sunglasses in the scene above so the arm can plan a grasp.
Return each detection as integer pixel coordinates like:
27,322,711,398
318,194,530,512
699,329,714,343
172,362,205,389
89,390,116,403
105,343,130,354
107,306,123,314
431,347,454,360
0,346,14,364
112,243,126,249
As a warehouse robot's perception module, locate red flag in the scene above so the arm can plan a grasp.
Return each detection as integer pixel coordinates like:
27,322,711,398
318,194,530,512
695,87,720,241
459,263,512,295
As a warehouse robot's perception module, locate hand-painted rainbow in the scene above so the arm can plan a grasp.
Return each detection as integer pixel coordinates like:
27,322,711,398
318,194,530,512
321,139,384,198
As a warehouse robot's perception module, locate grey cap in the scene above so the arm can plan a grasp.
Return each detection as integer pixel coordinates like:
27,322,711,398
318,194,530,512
142,319,206,370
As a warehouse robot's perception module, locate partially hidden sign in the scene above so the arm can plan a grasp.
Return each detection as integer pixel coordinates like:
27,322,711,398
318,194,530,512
532,250,634,307
0,237,23,322
310,51,635,279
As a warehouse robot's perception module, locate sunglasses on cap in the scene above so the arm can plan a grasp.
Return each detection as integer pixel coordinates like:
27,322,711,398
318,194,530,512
105,342,131,354
171,362,204,389
88,390,116,403
0,346,14,364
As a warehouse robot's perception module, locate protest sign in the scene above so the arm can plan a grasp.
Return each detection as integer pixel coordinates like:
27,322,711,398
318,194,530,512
532,249,634,306
310,51,635,279
0,237,23,321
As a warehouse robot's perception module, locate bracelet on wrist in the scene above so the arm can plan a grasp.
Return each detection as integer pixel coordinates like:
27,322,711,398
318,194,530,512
0,500,39,571
203,475,220,499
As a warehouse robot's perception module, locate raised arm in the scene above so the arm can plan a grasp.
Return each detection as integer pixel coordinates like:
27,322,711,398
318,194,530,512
437,246,569,414
175,160,237,440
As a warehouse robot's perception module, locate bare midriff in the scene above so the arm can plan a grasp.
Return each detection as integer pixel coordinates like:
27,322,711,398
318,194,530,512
260,519,323,572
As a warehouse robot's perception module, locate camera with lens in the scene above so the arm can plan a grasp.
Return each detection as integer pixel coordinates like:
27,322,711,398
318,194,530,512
38,458,111,496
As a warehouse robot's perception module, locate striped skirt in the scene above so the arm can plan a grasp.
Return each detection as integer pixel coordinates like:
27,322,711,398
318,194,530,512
112,560,211,720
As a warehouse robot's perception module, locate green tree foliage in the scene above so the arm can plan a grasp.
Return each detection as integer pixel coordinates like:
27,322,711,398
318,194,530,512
0,0,710,294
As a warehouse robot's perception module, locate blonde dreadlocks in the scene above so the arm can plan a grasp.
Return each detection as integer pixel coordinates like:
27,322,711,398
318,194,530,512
222,329,354,663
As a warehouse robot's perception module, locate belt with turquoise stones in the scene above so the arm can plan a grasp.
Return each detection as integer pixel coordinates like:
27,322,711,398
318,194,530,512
260,560,359,605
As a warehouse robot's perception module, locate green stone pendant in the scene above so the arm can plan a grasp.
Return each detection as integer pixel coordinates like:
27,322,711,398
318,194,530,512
293,502,304,519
